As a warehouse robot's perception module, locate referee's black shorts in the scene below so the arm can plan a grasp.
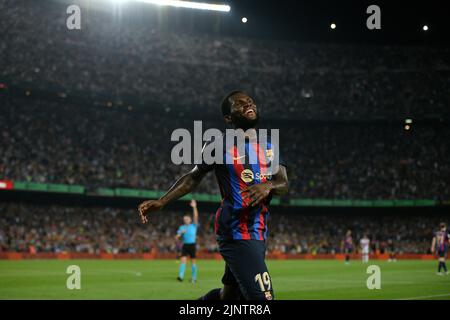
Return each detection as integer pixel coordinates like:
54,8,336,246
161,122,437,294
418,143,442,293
181,243,197,259
181,243,196,258
219,239,274,300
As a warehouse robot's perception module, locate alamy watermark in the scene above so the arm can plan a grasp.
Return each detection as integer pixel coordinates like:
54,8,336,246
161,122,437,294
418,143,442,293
66,5,81,30
170,121,281,175
366,5,381,30
66,265,81,290
366,265,381,289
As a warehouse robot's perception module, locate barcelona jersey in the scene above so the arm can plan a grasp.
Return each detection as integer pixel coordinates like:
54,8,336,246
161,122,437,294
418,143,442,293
435,230,450,253
345,236,353,249
197,131,284,242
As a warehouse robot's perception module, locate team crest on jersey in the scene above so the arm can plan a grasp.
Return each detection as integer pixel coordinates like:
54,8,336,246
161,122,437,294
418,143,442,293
264,291,273,300
266,149,274,161
240,169,254,183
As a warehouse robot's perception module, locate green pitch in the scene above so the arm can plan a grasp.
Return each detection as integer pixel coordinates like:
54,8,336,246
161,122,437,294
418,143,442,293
0,260,449,300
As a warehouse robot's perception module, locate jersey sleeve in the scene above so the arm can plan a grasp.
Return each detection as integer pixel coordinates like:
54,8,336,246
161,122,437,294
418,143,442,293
196,139,219,173
176,226,183,235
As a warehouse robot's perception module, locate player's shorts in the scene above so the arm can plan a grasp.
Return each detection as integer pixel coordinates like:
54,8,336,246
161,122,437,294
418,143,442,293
344,246,353,254
362,249,369,254
219,239,274,301
181,243,196,258
437,249,447,258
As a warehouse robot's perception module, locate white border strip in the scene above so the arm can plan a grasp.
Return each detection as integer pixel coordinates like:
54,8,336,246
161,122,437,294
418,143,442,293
396,293,450,300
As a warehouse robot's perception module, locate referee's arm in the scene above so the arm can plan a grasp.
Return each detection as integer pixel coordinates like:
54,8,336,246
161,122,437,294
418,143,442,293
190,199,199,225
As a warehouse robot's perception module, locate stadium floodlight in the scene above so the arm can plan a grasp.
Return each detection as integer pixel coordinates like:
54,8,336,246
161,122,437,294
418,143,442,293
135,0,231,12
242,17,248,23
422,25,429,31
330,23,336,30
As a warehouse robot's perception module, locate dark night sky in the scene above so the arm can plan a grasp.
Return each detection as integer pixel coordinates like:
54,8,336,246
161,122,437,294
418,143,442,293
151,0,449,45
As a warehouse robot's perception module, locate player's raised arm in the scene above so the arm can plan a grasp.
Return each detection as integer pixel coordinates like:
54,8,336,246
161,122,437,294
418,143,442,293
138,166,207,224
190,199,199,225
241,165,289,207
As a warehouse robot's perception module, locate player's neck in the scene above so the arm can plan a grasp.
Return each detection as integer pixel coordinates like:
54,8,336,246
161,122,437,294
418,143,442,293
233,126,257,137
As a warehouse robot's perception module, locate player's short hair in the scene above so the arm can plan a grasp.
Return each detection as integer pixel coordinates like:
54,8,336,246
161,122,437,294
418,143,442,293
221,90,245,116
440,222,446,229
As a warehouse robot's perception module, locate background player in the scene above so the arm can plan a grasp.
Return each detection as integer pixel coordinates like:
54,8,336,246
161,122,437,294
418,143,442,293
431,222,450,275
138,91,289,300
342,230,353,264
387,238,397,262
360,234,370,263
175,199,199,283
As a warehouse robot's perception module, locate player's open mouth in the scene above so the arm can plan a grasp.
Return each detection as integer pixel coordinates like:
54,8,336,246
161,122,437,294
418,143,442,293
245,109,256,116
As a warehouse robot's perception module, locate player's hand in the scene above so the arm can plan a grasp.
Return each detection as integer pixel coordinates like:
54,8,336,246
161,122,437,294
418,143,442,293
138,199,164,224
190,199,197,208
241,182,273,207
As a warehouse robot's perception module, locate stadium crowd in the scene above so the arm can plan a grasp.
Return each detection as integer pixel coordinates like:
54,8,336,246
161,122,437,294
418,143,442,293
1,97,450,200
1,1,449,260
2,1,450,120
0,203,444,255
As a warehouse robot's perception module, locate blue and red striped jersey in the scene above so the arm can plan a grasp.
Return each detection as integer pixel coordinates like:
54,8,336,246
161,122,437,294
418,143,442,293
344,235,353,249
197,132,284,242
435,230,450,251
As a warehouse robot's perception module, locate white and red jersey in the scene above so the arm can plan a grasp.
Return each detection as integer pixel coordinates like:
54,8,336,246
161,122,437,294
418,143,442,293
360,238,370,253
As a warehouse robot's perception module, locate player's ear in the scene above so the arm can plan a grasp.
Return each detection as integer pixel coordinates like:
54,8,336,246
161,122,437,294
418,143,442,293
223,115,232,124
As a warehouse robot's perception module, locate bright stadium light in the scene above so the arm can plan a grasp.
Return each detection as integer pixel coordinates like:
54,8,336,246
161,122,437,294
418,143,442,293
422,25,429,31
135,0,231,12
242,17,247,23
330,23,336,30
